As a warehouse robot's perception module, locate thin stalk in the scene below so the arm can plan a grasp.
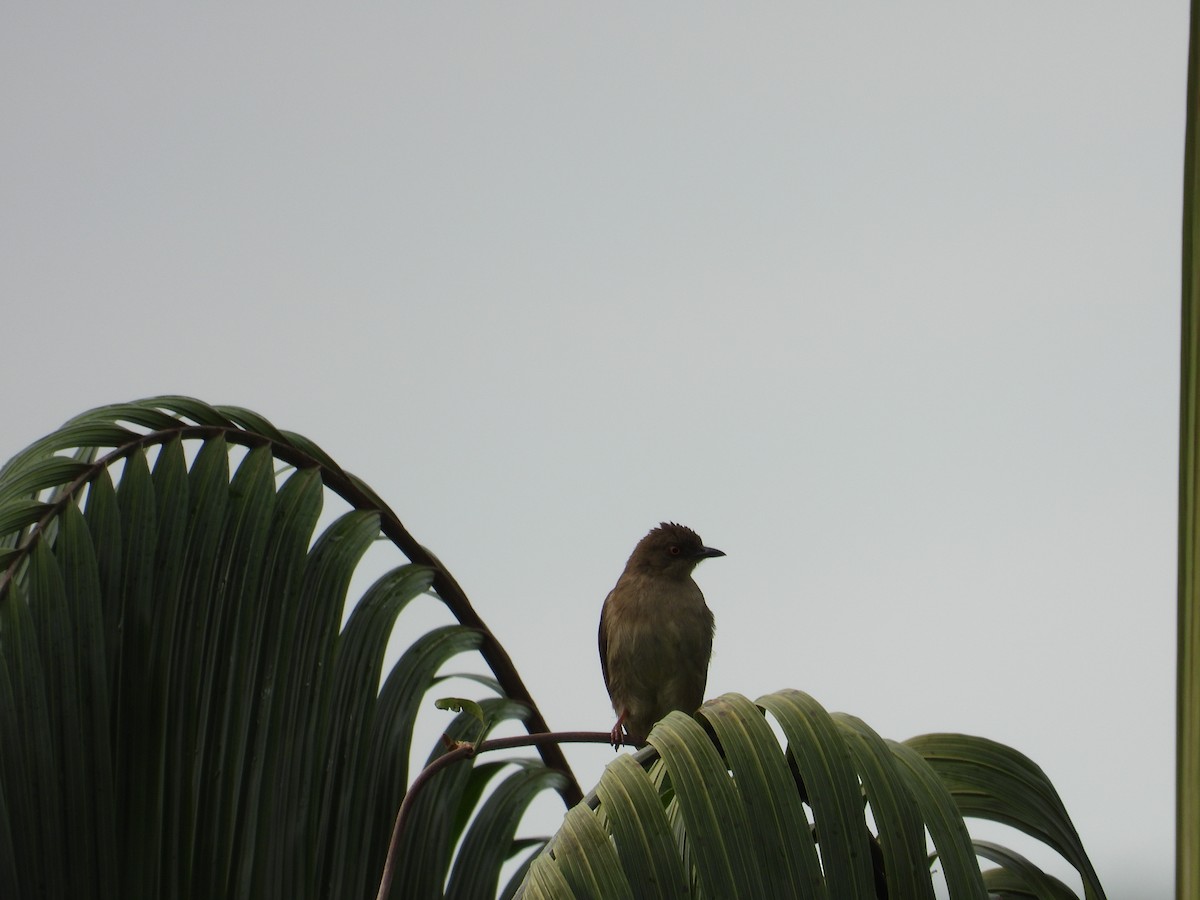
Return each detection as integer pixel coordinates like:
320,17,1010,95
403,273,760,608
1180,2,1200,896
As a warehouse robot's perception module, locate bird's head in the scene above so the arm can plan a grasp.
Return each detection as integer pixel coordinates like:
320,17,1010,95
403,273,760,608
627,522,725,578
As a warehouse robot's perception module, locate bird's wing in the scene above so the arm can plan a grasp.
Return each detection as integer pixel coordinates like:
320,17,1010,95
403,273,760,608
598,591,613,695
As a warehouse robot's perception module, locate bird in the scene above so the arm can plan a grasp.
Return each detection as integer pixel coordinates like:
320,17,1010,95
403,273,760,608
598,522,725,746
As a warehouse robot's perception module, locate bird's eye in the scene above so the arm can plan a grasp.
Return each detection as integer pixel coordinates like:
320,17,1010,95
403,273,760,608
668,545,681,556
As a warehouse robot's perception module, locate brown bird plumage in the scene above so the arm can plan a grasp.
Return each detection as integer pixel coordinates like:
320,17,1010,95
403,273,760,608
598,522,725,746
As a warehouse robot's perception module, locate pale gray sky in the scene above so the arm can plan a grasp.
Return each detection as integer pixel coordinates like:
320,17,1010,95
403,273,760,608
1,5,1184,896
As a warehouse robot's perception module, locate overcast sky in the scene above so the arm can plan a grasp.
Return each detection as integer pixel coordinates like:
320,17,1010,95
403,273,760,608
1,6,1186,896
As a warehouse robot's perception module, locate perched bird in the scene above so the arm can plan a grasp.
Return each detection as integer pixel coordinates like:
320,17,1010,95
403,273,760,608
598,522,725,746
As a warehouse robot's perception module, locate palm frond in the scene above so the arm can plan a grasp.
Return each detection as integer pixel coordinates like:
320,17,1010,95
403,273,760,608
0,397,577,900
519,691,1106,899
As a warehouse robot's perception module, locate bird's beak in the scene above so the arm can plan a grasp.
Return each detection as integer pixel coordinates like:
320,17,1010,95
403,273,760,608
697,546,725,559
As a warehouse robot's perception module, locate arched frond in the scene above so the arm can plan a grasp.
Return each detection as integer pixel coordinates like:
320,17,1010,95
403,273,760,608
0,397,578,900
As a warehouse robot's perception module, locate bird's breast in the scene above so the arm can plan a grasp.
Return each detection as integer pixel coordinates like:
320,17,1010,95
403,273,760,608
603,576,714,665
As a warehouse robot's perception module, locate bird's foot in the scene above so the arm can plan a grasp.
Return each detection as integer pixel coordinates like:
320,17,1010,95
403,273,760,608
609,714,626,749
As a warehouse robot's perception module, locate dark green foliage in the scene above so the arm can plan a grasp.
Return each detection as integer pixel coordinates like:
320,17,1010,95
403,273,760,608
0,399,568,900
